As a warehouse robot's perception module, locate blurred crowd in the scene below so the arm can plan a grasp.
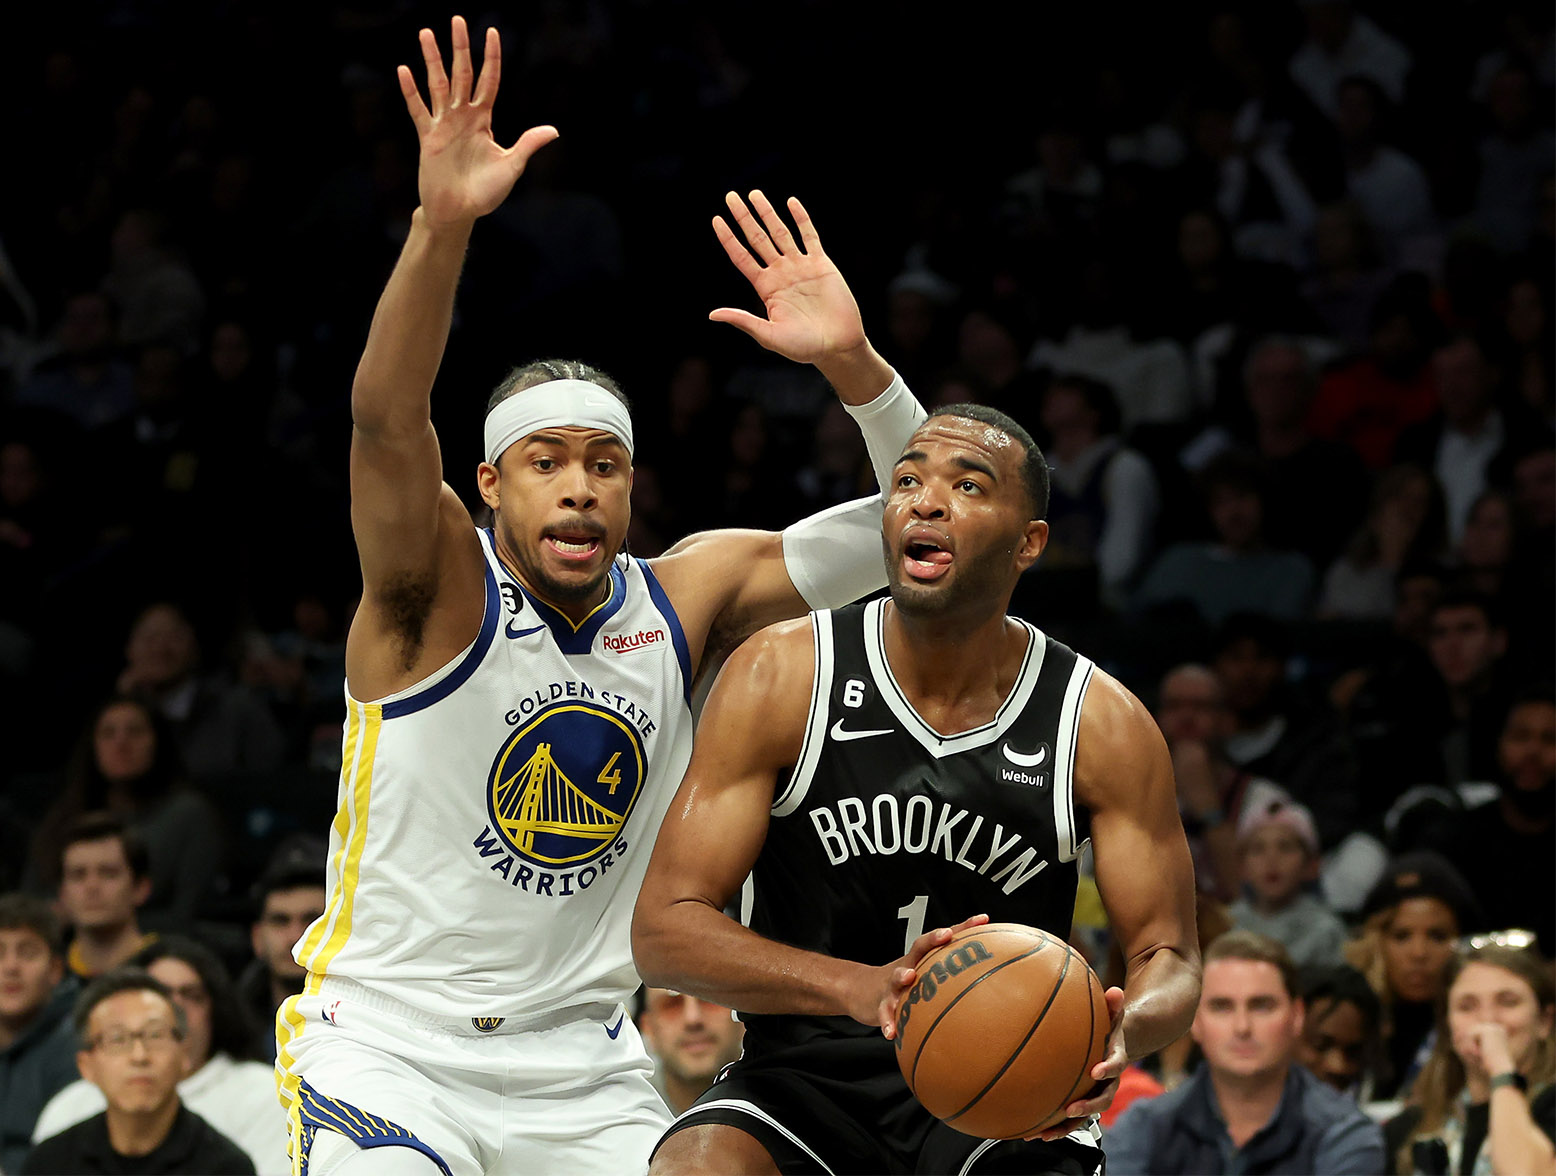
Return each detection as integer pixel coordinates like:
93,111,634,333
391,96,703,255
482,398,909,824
0,1,1551,1173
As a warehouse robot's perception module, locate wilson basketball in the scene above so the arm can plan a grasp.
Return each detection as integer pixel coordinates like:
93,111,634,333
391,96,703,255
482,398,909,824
893,922,1109,1140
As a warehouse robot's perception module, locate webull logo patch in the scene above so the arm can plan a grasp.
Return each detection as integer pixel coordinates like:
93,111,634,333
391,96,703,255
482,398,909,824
603,629,665,655
893,939,994,1049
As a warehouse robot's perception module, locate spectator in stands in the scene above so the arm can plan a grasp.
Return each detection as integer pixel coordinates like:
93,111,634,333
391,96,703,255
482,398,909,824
1383,941,1555,1175
1333,76,1437,268
27,694,223,925
1295,963,1383,1101
1318,464,1445,621
238,838,326,1060
22,969,252,1174
54,815,156,981
1107,930,1385,1175
1307,274,1441,468
1424,590,1515,786
1289,0,1412,119
1456,489,1520,600
1399,687,1555,960
1302,201,1394,354
635,987,745,1116
1155,663,1291,904
1473,59,1556,256
1348,852,1484,1101
115,601,285,779
1229,798,1349,967
1240,335,1370,568
1396,331,1528,544
1500,272,1553,422
1134,451,1316,626
0,895,79,1174
13,291,134,429
1038,372,1159,605
100,208,206,351
34,937,285,1173
1210,614,1371,904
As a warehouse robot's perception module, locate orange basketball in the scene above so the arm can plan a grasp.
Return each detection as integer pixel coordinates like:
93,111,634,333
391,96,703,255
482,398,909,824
892,922,1109,1140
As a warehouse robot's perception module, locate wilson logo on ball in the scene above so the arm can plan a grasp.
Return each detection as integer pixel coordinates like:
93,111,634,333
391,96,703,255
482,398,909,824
894,940,993,1049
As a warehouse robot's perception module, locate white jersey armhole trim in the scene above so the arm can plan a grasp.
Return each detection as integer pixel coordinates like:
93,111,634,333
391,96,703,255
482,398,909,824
773,611,831,818
1053,656,1096,863
674,1099,836,1174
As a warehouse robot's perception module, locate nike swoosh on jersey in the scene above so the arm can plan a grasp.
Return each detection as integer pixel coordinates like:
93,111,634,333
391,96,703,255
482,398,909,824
506,620,547,639
605,1013,626,1039
1002,742,1048,768
830,719,894,742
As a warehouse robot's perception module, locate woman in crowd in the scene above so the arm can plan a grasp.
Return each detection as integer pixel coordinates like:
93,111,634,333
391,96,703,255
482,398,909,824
1347,852,1484,1102
1384,938,1555,1175
25,694,225,924
1319,463,1446,620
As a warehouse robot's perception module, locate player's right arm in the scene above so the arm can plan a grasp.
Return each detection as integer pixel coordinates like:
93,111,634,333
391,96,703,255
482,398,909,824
347,18,558,698
631,620,976,1034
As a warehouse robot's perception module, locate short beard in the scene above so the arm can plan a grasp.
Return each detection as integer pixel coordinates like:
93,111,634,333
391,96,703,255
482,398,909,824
884,536,1011,619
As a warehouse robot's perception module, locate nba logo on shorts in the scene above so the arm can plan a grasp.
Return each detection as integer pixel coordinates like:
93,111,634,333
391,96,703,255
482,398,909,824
486,701,648,868
322,1000,343,1026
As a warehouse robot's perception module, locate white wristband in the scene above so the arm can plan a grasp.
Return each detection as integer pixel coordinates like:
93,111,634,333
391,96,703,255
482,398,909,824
842,373,928,494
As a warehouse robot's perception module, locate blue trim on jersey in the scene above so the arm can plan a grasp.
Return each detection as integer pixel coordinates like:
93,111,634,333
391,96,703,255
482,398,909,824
639,558,692,706
294,1078,454,1176
379,552,500,720
483,526,628,655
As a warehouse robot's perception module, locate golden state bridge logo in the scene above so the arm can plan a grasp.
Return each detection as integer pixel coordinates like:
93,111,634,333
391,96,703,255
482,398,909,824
486,701,646,868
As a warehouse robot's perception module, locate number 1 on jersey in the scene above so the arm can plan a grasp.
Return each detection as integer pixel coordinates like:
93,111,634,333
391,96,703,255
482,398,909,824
897,894,928,953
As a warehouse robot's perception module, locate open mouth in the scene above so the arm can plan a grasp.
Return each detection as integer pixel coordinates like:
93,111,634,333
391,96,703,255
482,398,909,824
544,532,603,562
902,534,954,580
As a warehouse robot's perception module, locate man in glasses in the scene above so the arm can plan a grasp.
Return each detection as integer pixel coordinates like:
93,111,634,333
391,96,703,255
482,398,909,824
22,969,253,1175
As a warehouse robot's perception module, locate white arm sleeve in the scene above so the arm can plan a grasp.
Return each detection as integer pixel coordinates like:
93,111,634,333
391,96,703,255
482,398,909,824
841,371,929,494
781,373,928,610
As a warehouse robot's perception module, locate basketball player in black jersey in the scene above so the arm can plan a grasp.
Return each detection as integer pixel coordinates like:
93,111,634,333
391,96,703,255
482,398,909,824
632,406,1202,1174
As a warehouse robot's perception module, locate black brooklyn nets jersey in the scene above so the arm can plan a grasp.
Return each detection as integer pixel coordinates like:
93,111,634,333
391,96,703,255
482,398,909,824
740,597,1096,1051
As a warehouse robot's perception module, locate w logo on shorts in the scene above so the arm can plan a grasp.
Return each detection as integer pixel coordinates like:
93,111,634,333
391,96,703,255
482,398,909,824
471,1017,505,1033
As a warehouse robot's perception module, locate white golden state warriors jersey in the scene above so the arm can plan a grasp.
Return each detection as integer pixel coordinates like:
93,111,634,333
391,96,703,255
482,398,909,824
293,528,694,1020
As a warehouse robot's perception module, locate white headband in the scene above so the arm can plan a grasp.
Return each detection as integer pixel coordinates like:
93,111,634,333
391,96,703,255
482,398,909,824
483,378,635,464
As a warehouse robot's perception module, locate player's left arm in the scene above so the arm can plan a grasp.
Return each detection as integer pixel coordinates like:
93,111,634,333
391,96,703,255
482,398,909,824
1038,669,1201,1139
645,193,926,674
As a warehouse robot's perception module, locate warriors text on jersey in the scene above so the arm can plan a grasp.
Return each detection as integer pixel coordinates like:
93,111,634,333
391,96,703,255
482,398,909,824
293,528,694,1020
741,598,1095,1049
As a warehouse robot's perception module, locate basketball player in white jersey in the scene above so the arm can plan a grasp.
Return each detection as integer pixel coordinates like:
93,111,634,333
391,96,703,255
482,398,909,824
632,405,1203,1174
274,17,932,1176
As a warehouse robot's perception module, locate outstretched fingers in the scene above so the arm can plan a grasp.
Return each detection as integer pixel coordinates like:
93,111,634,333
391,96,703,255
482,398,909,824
418,27,450,113
711,214,766,285
788,196,823,254
448,15,474,106
472,25,502,108
510,124,560,165
748,189,800,256
724,191,780,265
396,65,432,135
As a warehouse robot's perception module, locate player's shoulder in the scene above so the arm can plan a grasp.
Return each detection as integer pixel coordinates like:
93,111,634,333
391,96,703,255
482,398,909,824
1073,667,1171,804
720,614,817,680
1077,666,1156,736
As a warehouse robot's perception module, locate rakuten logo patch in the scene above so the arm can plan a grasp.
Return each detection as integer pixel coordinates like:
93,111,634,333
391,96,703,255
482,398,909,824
603,629,665,655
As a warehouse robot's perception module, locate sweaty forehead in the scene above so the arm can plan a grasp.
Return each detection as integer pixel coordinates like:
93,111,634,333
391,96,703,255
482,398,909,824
907,417,1019,464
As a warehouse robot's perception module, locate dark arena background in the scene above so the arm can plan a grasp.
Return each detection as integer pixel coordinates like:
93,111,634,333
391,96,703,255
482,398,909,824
1,0,1551,1049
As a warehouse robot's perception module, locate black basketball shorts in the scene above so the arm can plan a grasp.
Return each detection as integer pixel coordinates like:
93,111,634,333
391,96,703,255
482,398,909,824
651,1033,1103,1175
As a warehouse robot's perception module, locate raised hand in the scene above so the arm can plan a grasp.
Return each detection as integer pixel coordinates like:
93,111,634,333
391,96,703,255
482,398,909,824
711,191,869,365
396,16,558,230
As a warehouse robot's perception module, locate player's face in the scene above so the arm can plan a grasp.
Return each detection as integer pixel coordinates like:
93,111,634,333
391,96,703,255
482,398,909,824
77,990,189,1116
1192,959,1303,1081
251,886,326,983
0,928,62,1023
1240,827,1311,907
639,988,744,1087
1295,997,1370,1092
1447,962,1552,1078
146,956,213,1070
94,702,157,784
59,839,144,931
482,428,631,614
883,418,1044,617
1381,898,1458,1004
